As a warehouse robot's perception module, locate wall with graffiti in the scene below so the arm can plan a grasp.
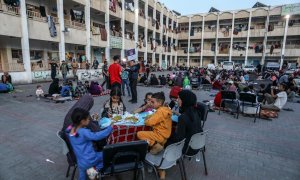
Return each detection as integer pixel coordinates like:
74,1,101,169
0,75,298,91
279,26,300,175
32,68,103,82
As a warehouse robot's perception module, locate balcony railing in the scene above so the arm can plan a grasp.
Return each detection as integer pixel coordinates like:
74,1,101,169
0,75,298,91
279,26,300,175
64,19,85,30
0,3,19,15
27,10,45,22
0,63,25,72
31,61,50,71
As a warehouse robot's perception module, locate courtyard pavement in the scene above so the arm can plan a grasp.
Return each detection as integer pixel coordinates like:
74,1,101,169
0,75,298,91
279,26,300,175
0,78,300,180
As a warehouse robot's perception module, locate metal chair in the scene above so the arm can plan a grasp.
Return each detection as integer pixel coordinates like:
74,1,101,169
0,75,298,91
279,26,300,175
56,131,77,180
181,131,208,180
218,91,240,119
99,140,148,180
145,139,186,180
239,93,261,122
196,102,209,128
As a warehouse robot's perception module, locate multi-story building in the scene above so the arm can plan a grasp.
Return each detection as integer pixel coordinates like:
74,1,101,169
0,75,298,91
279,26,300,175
0,1,299,84
177,3,300,67
0,0,179,83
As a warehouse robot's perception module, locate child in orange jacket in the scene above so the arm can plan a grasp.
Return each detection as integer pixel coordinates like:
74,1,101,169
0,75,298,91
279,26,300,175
137,92,172,154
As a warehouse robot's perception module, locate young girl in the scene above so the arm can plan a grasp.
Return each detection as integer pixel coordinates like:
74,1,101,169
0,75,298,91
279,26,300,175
133,92,153,114
102,87,126,118
36,85,44,100
67,108,112,180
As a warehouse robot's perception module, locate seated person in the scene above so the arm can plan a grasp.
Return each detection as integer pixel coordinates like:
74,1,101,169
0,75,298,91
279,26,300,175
137,92,172,155
214,86,225,107
287,85,296,102
139,73,147,84
48,78,60,96
61,83,71,97
133,92,153,114
102,87,126,118
84,81,90,92
74,81,88,98
168,86,182,114
261,83,287,111
1,72,12,84
150,74,159,85
159,75,167,85
66,108,112,180
89,81,102,96
257,84,266,102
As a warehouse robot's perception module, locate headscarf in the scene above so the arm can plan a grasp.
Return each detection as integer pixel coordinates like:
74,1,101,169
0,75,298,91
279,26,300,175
178,90,197,112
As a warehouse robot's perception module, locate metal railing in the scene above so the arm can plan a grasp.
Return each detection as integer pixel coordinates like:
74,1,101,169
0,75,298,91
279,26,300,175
27,10,45,22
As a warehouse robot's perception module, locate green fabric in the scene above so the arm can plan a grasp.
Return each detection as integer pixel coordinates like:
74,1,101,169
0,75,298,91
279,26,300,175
183,77,190,88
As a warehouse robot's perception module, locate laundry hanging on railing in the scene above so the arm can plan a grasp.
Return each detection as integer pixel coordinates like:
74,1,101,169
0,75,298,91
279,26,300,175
100,28,107,41
47,15,57,37
268,24,274,32
70,9,84,23
40,6,46,17
190,27,195,36
110,0,116,12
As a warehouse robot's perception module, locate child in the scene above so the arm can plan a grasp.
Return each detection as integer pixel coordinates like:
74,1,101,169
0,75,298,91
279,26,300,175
137,92,172,154
84,81,90,92
133,92,153,114
168,86,182,115
102,87,126,118
66,108,112,180
36,85,44,100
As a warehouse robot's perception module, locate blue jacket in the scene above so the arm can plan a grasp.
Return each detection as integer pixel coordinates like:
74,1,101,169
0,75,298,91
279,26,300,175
68,126,112,179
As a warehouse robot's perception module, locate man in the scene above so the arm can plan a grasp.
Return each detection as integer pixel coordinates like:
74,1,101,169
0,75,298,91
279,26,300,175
128,60,140,103
121,64,131,96
71,59,78,79
49,60,58,80
262,83,287,111
92,58,99,69
108,55,122,90
101,60,109,90
60,61,69,83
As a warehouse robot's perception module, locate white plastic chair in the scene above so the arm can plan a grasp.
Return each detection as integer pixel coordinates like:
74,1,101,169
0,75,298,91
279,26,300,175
145,139,186,180
181,131,208,179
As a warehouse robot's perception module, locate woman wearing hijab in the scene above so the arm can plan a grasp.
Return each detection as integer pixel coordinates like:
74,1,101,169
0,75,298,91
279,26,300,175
48,78,60,95
89,81,102,95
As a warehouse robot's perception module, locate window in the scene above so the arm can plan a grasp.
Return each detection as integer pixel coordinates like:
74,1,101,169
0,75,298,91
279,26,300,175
11,49,22,59
30,50,43,61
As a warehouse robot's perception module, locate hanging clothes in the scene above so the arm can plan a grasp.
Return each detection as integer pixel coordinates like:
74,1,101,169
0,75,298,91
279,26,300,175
233,28,239,35
40,6,46,17
47,15,57,37
100,28,107,41
70,9,75,21
190,27,195,36
270,45,274,55
268,24,274,32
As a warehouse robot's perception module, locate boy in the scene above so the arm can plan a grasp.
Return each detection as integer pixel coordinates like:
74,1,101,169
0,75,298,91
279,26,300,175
137,92,172,154
36,85,44,100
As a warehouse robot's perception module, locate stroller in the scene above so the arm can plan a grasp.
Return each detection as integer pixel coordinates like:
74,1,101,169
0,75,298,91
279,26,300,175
191,77,200,90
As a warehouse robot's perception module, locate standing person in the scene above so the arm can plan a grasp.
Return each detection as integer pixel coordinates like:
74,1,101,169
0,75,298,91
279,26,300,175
108,55,122,90
145,64,150,79
121,64,131,97
71,59,78,79
92,58,99,69
101,60,109,91
49,60,58,80
60,61,69,83
128,60,140,103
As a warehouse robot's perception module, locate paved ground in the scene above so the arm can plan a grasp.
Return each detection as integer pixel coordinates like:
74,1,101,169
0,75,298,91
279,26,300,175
0,78,300,180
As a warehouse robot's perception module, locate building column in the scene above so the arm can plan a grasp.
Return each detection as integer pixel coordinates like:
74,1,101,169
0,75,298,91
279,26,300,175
134,0,139,61
200,15,205,67
229,12,235,62
85,0,91,62
152,2,157,66
170,14,174,66
121,0,125,60
175,21,178,65
280,15,290,70
262,6,270,66
245,10,252,65
20,0,32,83
57,0,65,62
159,5,164,67
187,16,191,67
105,0,111,62
144,0,148,63
214,13,220,66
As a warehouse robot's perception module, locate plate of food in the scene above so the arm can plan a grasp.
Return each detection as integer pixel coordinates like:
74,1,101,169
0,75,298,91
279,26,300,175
125,116,139,124
111,115,122,123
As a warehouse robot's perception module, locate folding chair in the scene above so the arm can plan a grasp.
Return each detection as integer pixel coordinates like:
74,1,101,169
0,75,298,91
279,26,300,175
196,102,209,128
56,131,77,180
239,93,261,123
145,139,186,180
99,140,148,180
218,91,240,119
181,131,208,180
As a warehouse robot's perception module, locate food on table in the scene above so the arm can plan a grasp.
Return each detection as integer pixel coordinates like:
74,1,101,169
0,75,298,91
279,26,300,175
125,116,139,123
112,115,122,122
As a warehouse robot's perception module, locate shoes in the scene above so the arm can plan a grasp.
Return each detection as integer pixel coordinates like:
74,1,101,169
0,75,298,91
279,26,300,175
128,99,133,102
131,101,137,104
150,143,164,155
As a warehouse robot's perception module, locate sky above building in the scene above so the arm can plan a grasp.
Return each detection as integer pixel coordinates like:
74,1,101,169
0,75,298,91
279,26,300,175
159,0,299,15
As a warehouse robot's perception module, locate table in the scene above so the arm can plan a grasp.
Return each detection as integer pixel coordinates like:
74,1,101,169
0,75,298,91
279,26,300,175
99,111,178,144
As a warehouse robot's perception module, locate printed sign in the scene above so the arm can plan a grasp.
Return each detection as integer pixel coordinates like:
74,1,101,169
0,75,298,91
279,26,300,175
281,3,300,16
126,49,137,61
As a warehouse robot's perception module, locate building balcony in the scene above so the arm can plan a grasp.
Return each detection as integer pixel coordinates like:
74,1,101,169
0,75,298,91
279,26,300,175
177,49,186,56
190,51,201,57
72,0,85,5
91,0,105,12
178,32,189,39
109,3,122,18
217,51,230,56
125,38,135,49
287,25,300,36
232,50,246,56
268,27,284,36
147,42,153,53
64,23,87,45
202,50,214,56
285,48,300,56
218,30,231,38
125,10,135,22
233,30,248,38
64,19,85,30
138,16,146,27
190,32,202,39
247,49,263,57
0,3,21,37
250,29,265,37
148,18,154,31
91,27,107,47
31,61,50,71
204,31,217,39
0,62,24,72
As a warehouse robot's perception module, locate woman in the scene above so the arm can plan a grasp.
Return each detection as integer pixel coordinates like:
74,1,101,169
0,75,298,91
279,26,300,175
159,90,203,179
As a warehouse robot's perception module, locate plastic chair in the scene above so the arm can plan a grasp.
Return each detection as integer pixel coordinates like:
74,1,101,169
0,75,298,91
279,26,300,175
56,131,77,180
196,102,209,128
99,140,148,180
145,139,186,180
181,131,208,180
218,91,240,119
239,93,261,123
